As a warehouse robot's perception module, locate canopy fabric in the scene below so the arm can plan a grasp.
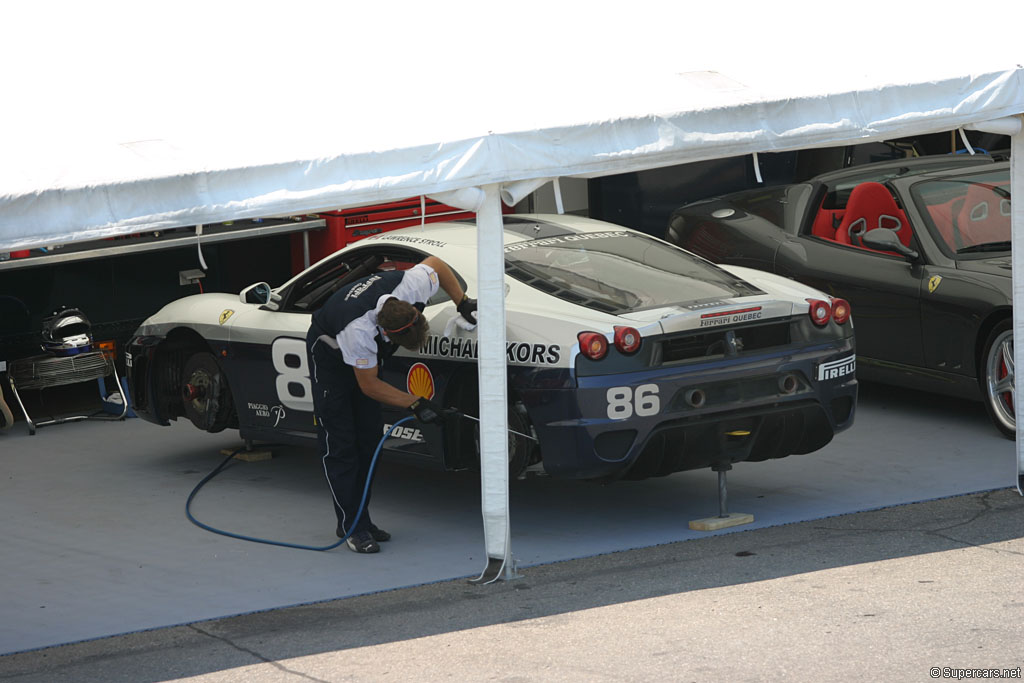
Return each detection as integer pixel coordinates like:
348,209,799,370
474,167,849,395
2,3,1023,250
2,65,1022,251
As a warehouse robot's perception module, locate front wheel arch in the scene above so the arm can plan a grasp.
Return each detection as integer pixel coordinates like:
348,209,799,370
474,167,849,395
975,308,1013,381
152,327,238,429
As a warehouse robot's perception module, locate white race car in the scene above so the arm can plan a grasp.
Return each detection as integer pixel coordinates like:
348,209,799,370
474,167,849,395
126,214,857,480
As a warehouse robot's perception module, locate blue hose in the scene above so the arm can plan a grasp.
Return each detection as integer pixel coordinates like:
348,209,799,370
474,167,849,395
185,416,414,551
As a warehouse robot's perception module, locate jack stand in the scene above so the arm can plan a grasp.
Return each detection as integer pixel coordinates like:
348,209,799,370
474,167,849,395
469,555,521,585
689,463,754,531
221,439,274,462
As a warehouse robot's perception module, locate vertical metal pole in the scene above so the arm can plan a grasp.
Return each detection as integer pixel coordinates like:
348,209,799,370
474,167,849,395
302,231,311,270
718,470,728,518
473,183,514,582
1011,119,1024,495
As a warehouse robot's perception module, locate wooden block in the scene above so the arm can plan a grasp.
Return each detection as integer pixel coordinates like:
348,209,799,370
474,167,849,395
220,447,273,462
689,512,754,531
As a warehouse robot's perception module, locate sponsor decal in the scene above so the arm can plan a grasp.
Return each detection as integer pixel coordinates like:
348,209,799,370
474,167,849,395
817,355,856,381
928,275,942,293
370,234,447,248
383,423,424,442
344,274,382,301
219,309,234,325
407,362,435,400
356,358,370,366
247,402,287,427
699,306,763,328
419,335,561,365
503,231,629,252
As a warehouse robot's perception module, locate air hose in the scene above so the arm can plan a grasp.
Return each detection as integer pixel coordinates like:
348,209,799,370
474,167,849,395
185,416,414,552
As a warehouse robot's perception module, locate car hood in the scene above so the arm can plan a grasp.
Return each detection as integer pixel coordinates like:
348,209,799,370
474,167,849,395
956,256,1012,278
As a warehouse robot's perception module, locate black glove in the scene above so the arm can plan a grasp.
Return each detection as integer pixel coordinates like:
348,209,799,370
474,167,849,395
456,294,477,324
409,397,460,425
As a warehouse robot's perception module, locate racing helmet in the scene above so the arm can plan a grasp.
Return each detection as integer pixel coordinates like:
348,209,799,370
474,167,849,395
41,306,93,356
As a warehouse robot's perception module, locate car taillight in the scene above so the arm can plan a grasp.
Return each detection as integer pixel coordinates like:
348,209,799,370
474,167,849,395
613,326,641,354
578,331,608,360
831,298,851,324
807,298,831,327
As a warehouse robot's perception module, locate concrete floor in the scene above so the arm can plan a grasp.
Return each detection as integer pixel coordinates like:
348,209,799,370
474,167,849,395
0,381,1014,655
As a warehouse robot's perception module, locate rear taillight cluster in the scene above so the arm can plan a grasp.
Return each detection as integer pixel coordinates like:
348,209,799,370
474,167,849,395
578,326,642,360
806,298,851,327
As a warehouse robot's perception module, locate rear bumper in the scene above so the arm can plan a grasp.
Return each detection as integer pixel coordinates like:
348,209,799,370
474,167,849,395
524,338,856,480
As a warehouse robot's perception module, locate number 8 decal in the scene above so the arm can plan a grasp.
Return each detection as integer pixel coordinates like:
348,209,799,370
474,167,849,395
606,384,659,420
272,338,313,411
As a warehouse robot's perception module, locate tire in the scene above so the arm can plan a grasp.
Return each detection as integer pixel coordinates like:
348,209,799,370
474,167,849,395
981,320,1015,440
181,351,234,433
471,400,536,480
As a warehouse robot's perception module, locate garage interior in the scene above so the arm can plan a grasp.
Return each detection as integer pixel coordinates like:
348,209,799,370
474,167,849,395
1,134,1019,656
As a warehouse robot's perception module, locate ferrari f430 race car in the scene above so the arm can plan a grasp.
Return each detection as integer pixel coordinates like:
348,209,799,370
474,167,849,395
127,214,857,481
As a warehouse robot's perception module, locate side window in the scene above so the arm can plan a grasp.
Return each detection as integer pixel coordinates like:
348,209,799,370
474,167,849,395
284,254,382,312
281,247,465,312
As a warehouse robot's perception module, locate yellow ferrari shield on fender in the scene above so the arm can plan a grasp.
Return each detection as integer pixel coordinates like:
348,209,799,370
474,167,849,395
219,309,234,325
928,276,942,293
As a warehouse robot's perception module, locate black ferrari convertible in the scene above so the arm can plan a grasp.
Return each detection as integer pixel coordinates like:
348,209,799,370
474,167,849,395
667,154,1014,438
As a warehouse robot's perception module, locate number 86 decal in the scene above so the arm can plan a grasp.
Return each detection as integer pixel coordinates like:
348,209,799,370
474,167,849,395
606,384,659,419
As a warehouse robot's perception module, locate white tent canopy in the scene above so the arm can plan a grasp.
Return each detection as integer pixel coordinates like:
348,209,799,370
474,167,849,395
3,63,1022,250
2,2,1023,578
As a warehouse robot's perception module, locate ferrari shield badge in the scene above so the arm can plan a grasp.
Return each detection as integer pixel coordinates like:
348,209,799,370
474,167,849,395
928,276,942,294
219,309,234,325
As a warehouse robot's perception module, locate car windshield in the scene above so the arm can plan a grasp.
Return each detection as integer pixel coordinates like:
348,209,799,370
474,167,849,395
820,157,993,209
910,168,1011,256
503,231,760,314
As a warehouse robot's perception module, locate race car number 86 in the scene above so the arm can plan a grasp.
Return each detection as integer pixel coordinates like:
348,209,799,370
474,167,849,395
606,384,659,419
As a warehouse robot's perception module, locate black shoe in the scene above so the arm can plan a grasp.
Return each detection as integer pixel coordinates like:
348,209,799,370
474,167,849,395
337,524,391,542
345,530,380,554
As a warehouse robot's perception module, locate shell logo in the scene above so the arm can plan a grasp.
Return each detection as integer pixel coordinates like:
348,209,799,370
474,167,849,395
406,362,435,400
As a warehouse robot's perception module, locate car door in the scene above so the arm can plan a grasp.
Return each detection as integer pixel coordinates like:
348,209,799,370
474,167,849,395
223,305,314,439
775,237,924,367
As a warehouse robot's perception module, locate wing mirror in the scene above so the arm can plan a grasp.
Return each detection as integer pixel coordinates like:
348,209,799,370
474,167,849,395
862,229,919,260
239,282,280,310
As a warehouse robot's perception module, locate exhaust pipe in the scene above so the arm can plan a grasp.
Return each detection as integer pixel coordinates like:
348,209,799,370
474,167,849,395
778,373,798,395
684,388,706,409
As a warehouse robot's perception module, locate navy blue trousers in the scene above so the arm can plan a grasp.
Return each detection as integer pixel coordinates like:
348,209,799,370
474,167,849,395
306,327,381,535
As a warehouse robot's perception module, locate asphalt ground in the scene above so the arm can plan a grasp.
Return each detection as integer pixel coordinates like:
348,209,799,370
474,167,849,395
1,487,1022,682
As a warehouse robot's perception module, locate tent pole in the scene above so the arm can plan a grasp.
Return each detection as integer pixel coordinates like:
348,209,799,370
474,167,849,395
1012,120,1024,495
469,183,517,583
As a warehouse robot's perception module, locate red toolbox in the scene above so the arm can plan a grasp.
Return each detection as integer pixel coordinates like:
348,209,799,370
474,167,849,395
290,198,475,274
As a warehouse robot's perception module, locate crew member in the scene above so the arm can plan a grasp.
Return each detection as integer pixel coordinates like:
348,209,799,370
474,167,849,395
305,255,477,553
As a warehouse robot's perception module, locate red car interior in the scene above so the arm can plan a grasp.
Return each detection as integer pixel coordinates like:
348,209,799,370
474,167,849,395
811,182,911,255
